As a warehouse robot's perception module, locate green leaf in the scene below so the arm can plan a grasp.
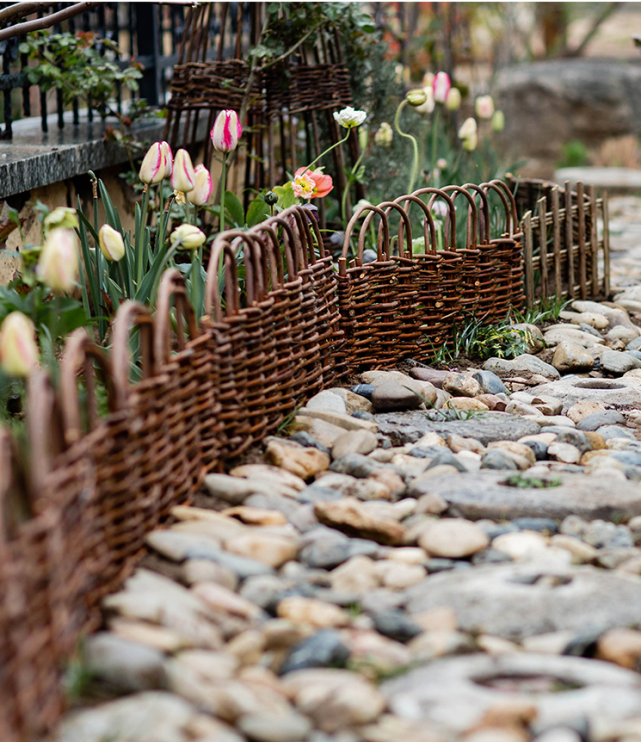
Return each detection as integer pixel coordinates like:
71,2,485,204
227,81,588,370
224,191,245,228
273,182,296,210
246,198,270,227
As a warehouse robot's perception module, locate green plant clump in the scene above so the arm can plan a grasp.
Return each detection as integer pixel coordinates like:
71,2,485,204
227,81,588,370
504,473,562,489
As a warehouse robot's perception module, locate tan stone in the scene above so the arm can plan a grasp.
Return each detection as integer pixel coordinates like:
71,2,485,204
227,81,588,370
108,618,190,653
443,372,482,398
408,629,474,661
477,394,507,411
448,434,486,454
374,560,426,589
584,431,606,450
281,668,386,731
329,555,381,594
277,597,350,628
225,629,266,666
492,531,549,560
411,606,458,632
596,628,641,669
224,532,298,568
342,629,413,673
192,582,263,620
518,433,557,446
222,506,288,526
368,468,406,498
447,397,489,411
488,441,536,466
551,534,598,563
414,432,448,448
385,546,428,565
230,464,306,493
183,559,238,590
262,619,310,650
567,400,606,424
296,408,378,432
314,497,405,545
476,634,522,655
329,388,375,414
418,519,489,558
290,416,348,448
332,429,378,460
265,439,330,480
415,491,449,515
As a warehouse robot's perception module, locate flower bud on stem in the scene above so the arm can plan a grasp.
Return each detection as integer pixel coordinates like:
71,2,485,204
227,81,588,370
394,100,420,195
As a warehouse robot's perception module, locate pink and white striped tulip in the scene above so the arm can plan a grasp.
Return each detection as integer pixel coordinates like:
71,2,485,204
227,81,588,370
211,109,242,153
432,71,451,104
139,142,165,184
99,224,125,262
161,141,173,178
171,149,195,193
37,228,78,292
0,312,39,377
187,164,213,206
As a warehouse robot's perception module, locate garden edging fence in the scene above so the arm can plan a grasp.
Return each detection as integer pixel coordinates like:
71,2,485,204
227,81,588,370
0,177,609,741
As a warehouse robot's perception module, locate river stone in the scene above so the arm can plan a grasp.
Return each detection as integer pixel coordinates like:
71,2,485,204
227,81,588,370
473,370,508,396
443,373,482,398
375,411,540,447
600,351,641,375
305,390,348,415
410,367,449,388
407,471,641,521
54,691,195,742
371,380,424,412
577,410,626,431
405,563,641,640
530,375,641,409
381,653,641,734
552,341,594,373
484,354,560,380
280,629,350,674
598,425,637,441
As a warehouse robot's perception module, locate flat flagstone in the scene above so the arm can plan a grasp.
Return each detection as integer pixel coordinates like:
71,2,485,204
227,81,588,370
381,653,641,734
375,411,541,447
408,470,641,521
405,563,641,640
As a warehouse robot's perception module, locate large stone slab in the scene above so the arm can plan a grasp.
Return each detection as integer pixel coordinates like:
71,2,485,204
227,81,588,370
382,653,641,734
374,411,540,447
409,471,641,522
405,563,641,640
530,375,641,410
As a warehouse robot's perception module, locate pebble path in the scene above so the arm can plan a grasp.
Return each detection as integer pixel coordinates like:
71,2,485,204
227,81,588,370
50,277,641,741
606,195,641,288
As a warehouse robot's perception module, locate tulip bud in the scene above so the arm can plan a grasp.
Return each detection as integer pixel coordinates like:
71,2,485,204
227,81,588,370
374,122,393,147
445,87,462,111
432,71,451,104
170,224,206,250
139,142,165,184
0,312,39,377
161,141,173,178
211,109,242,153
458,117,478,140
98,224,125,262
187,164,213,206
475,94,495,120
171,149,195,194
416,86,435,115
492,110,505,132
37,228,78,292
462,132,478,152
406,88,428,107
264,191,278,206
43,206,78,233
436,158,448,169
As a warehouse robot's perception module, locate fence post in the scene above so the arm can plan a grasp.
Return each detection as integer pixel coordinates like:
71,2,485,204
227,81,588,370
136,4,161,106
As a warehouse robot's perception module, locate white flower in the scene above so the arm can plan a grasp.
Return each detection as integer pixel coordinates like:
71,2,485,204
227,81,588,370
432,201,449,218
475,95,495,120
416,86,435,115
333,106,367,129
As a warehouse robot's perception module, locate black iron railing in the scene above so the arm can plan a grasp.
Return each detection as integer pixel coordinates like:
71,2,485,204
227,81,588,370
0,2,221,139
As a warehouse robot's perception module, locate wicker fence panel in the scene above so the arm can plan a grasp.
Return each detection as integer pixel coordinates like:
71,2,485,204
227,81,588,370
0,180,612,739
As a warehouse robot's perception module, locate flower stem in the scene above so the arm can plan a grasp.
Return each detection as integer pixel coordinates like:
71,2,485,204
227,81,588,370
305,128,351,172
341,148,365,223
219,158,227,235
431,106,440,182
394,100,420,194
136,184,150,287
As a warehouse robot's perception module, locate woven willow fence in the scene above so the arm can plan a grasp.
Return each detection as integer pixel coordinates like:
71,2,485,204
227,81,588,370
0,178,609,740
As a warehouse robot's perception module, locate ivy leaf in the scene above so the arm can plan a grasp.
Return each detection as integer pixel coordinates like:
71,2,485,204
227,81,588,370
273,182,296,210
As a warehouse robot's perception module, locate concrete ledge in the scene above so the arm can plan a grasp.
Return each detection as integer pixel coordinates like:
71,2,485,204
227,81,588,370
555,167,641,193
0,110,208,200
